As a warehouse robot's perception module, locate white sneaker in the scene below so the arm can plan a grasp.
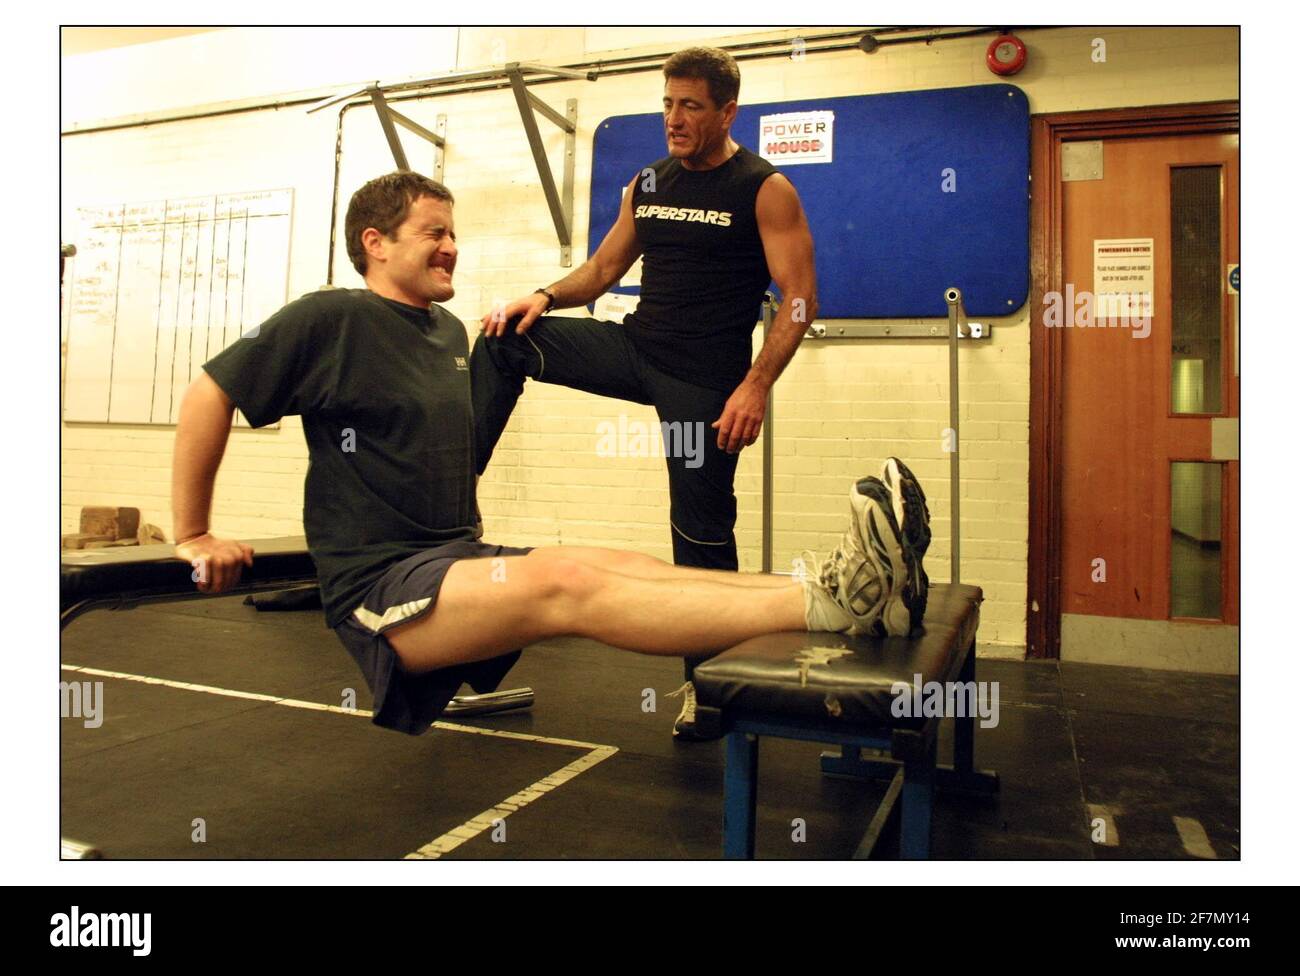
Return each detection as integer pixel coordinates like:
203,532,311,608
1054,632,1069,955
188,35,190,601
800,476,914,636
798,547,876,633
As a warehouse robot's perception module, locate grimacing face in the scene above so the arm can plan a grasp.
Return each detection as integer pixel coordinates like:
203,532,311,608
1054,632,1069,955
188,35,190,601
662,76,733,165
371,194,458,306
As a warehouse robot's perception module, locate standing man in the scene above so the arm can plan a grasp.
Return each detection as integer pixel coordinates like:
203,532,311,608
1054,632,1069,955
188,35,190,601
473,47,818,740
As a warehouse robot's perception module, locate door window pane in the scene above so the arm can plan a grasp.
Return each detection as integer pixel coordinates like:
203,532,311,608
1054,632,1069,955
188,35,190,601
1170,166,1223,414
1170,461,1223,619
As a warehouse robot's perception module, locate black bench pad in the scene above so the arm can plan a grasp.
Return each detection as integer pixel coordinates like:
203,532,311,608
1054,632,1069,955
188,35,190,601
692,583,983,730
60,536,315,622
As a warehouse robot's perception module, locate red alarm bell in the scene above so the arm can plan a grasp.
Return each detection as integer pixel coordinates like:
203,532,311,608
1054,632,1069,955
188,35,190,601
986,33,1027,76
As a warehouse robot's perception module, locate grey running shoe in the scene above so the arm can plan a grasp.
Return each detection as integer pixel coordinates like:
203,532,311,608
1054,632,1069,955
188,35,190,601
801,476,917,636
853,475,925,636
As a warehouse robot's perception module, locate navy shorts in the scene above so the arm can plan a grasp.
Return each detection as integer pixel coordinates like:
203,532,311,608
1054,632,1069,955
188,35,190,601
333,540,533,735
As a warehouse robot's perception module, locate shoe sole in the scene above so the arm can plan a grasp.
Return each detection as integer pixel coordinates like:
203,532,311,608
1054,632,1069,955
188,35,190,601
850,477,913,637
880,460,931,634
881,458,931,559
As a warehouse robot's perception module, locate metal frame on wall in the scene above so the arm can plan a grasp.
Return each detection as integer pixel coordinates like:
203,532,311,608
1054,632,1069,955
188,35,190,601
308,62,595,271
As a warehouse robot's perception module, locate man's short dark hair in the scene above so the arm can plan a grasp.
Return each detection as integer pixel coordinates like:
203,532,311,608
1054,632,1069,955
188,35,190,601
662,46,740,109
345,171,454,276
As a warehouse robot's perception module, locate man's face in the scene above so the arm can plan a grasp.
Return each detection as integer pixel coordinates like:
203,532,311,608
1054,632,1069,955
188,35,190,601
662,76,734,163
370,194,458,306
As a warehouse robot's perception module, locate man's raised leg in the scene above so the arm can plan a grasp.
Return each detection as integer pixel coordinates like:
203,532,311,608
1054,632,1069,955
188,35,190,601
470,316,651,475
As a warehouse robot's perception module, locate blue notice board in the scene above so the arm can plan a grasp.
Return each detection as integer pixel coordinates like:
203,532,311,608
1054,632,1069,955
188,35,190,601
589,84,1030,319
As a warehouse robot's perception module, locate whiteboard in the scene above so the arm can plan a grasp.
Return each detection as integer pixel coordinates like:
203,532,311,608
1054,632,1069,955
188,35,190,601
63,189,293,426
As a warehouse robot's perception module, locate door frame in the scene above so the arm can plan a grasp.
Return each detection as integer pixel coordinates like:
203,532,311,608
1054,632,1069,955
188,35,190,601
1026,100,1240,659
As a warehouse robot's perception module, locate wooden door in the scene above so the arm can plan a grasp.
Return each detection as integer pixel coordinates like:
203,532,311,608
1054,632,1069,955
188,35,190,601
1058,132,1238,671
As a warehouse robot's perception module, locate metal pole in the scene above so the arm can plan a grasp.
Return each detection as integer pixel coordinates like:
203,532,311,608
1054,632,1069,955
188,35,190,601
762,295,775,573
367,88,410,171
945,288,963,585
560,99,577,267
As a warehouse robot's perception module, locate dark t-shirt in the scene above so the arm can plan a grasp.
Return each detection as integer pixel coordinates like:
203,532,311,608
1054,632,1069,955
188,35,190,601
625,145,777,392
202,288,477,628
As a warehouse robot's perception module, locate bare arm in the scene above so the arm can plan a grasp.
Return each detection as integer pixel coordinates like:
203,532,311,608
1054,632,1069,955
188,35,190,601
748,174,818,388
171,371,253,591
481,174,644,336
712,174,818,453
173,372,234,542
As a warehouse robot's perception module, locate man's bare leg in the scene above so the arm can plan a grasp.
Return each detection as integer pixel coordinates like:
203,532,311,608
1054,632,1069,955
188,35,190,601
551,546,794,588
384,547,806,673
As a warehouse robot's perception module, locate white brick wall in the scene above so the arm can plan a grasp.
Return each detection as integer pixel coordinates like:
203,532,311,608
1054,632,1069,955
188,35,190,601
60,26,1239,653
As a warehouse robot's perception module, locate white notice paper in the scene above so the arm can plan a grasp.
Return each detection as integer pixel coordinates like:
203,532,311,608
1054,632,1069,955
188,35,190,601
1093,238,1154,318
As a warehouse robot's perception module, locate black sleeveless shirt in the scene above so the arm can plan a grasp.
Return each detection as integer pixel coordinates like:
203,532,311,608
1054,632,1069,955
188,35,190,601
625,145,777,392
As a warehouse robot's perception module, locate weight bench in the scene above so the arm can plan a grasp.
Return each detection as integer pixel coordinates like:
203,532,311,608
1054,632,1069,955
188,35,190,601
712,289,997,859
693,582,998,859
61,535,320,627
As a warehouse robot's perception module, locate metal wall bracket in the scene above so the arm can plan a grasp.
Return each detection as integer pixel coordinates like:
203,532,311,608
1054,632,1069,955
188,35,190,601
804,320,990,340
432,114,447,183
309,84,448,179
506,65,583,267
309,62,594,273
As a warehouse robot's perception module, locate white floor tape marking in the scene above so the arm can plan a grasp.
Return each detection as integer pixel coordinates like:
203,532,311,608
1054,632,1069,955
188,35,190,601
1173,815,1218,859
403,746,619,859
61,663,621,858
61,663,613,748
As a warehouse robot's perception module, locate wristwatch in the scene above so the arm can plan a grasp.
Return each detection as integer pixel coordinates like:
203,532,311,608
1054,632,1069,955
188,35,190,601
534,288,556,313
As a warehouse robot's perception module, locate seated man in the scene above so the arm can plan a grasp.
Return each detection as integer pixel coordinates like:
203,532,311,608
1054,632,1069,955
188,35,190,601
172,171,931,736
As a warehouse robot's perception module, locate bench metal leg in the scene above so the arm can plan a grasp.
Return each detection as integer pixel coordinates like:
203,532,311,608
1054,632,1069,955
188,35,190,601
901,738,937,859
723,732,758,859
937,639,1000,795
819,744,898,780
953,638,976,775
852,766,904,860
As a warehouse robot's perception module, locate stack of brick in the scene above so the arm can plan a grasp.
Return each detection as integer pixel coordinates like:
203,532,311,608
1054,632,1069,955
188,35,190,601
61,507,165,549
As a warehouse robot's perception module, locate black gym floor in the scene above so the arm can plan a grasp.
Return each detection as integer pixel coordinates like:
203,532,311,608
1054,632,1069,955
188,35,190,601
60,595,1240,860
